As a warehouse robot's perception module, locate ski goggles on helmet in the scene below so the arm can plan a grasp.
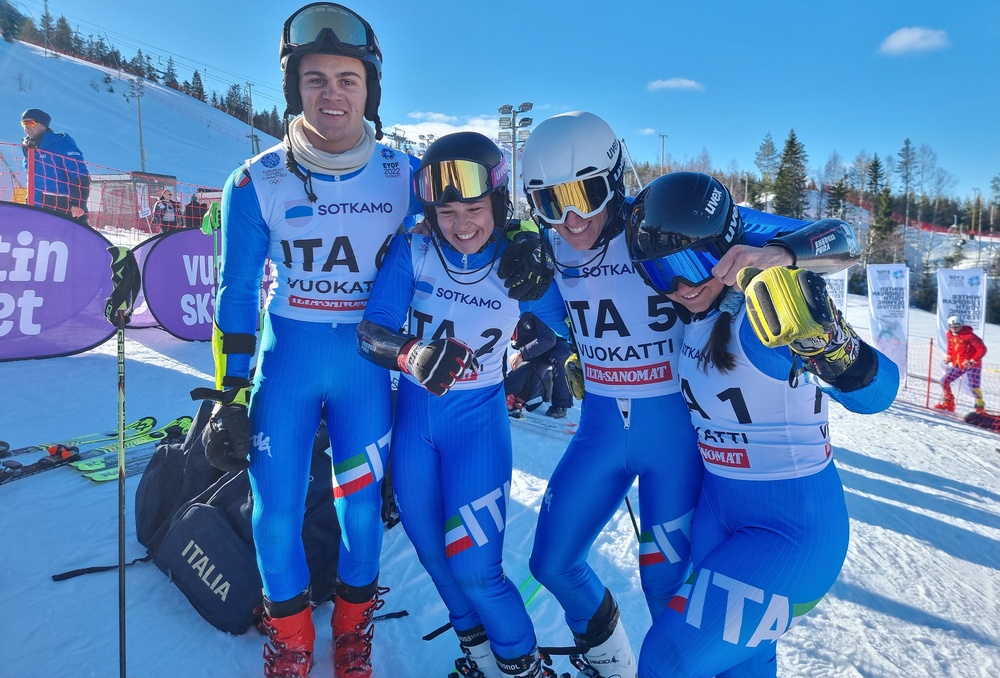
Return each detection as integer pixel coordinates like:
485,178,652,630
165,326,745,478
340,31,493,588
528,173,613,225
282,3,377,60
414,158,508,206
636,238,730,294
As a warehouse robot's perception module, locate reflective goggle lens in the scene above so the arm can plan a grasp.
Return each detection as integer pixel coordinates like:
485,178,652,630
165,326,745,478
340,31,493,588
21,120,38,127
415,159,495,206
530,174,612,224
286,4,370,49
638,241,727,294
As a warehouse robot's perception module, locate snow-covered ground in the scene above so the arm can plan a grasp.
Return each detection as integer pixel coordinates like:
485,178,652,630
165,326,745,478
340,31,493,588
2,298,999,678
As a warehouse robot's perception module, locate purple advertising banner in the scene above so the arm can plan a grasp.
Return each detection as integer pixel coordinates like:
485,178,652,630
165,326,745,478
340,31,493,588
142,228,215,341
0,203,116,362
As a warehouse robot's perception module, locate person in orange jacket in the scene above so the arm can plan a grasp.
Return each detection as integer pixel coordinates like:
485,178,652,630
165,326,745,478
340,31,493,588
935,315,988,413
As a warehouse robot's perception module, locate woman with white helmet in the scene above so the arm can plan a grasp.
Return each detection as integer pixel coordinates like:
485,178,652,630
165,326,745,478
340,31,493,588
502,111,861,677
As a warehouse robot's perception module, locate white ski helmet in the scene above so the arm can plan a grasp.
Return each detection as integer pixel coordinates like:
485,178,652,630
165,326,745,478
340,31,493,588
521,111,627,241
947,315,961,328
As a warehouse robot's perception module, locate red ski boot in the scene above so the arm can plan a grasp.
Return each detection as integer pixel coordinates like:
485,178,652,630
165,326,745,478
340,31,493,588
933,398,955,413
331,584,388,678
261,604,316,678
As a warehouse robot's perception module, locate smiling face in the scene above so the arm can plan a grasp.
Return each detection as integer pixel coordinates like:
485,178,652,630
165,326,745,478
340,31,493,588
434,196,494,254
551,206,608,251
667,278,726,315
298,53,368,154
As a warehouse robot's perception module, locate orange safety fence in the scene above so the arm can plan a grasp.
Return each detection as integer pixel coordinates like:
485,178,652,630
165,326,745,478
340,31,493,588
0,141,221,247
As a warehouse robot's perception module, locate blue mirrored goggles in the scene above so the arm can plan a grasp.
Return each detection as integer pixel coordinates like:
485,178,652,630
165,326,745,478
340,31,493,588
284,3,376,57
636,240,727,294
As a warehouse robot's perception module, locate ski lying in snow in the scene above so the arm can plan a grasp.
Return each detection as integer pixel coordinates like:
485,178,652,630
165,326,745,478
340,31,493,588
68,416,193,470
509,411,577,435
79,416,192,482
0,416,158,458
963,410,1000,434
1,450,82,485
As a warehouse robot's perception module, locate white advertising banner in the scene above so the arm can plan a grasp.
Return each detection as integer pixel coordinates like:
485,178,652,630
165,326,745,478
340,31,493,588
935,268,986,349
824,268,850,315
867,264,909,382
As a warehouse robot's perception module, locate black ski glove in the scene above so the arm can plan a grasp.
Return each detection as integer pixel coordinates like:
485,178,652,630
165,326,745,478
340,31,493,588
497,222,554,302
400,338,479,396
190,379,252,472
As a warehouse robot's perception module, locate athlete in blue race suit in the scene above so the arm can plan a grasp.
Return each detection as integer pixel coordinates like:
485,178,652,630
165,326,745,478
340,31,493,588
500,112,863,678
358,132,562,678
200,5,421,677
626,172,899,677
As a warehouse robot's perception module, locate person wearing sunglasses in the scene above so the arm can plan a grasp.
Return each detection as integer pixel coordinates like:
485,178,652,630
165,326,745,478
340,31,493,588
626,172,898,677
197,4,423,678
935,315,988,414
507,112,861,678
357,131,565,678
19,108,91,225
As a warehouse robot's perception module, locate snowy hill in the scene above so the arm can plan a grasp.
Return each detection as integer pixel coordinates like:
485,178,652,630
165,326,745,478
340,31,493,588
0,39,278,189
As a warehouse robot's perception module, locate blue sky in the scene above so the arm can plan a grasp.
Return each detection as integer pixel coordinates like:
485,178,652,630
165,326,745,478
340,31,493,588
14,0,999,200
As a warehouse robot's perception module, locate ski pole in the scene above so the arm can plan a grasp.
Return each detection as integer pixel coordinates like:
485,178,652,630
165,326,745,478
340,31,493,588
105,246,140,678
422,574,541,641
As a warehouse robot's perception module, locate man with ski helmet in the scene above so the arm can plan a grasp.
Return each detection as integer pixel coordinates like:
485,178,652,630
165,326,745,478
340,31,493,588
358,131,566,678
503,111,861,678
197,4,422,677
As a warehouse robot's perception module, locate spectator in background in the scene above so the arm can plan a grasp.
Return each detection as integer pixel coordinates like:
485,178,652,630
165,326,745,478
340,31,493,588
152,188,181,230
935,315,988,414
20,108,90,225
505,311,574,419
183,194,208,229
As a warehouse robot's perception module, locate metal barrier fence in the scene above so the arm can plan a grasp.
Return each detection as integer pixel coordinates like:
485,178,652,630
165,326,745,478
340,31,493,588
0,141,221,248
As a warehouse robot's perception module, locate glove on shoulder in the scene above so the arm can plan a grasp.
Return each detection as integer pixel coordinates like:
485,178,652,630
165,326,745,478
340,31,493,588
497,221,554,302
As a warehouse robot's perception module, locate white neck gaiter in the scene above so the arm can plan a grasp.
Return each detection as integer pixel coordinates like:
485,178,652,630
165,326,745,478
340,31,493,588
284,116,375,176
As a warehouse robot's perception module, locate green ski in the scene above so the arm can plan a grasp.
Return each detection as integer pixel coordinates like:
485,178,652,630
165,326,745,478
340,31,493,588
69,416,193,471
1,416,158,458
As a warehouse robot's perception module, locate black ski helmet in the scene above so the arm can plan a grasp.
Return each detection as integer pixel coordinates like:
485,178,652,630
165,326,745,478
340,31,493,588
415,132,512,239
280,3,383,139
626,172,744,293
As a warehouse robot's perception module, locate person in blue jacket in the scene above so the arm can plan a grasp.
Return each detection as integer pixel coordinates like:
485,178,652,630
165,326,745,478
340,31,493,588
626,172,899,677
497,111,861,678
357,131,563,678
193,4,422,677
20,108,90,224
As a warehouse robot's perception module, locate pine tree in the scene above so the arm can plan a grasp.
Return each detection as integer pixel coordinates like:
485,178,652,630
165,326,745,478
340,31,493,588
51,15,72,52
754,132,779,212
867,154,885,196
0,0,27,43
163,55,179,89
897,138,915,241
826,178,850,219
772,129,809,219
145,54,158,83
867,187,900,264
190,70,206,101
18,17,41,44
129,49,146,77
224,83,247,117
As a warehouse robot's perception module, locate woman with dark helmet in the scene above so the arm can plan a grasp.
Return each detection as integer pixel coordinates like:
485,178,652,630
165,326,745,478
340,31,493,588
501,112,863,678
357,131,564,678
626,172,898,677
198,4,422,677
